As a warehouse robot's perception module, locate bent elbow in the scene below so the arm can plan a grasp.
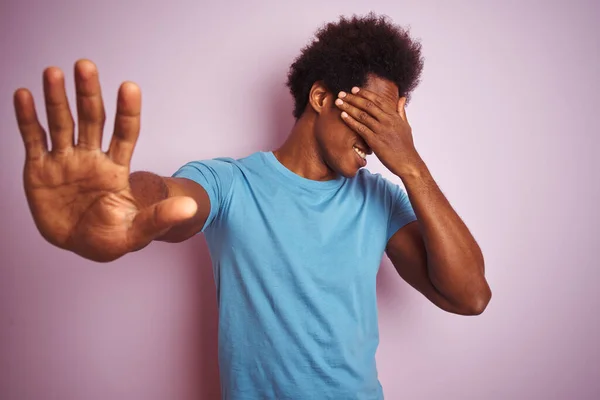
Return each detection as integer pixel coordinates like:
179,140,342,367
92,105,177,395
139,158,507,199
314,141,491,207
466,285,492,315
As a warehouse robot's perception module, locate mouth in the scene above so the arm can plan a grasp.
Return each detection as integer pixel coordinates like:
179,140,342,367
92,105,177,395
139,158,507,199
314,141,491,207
353,145,368,167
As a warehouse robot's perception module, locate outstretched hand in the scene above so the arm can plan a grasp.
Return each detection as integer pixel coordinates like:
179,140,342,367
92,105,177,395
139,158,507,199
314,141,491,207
14,60,196,262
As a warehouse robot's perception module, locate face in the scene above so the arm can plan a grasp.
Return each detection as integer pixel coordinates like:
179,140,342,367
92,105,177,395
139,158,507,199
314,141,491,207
311,74,400,178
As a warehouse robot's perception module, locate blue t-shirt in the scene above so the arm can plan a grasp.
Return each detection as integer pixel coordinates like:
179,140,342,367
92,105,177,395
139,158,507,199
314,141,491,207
172,151,416,400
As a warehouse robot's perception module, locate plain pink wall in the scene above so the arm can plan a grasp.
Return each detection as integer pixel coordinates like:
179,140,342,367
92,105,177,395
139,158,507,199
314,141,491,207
1,1,599,399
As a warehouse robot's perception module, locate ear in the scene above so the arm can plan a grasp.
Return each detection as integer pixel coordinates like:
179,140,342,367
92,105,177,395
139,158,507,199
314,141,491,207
307,80,330,115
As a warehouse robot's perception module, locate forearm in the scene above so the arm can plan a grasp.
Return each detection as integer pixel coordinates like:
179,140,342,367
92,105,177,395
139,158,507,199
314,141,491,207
394,156,491,311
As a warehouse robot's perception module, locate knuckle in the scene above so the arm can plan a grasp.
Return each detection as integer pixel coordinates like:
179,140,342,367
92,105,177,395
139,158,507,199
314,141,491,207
358,111,369,122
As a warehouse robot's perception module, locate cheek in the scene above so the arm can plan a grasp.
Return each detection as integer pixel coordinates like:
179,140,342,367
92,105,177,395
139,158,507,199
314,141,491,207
325,130,352,154
329,115,355,142
316,111,356,153
317,116,342,142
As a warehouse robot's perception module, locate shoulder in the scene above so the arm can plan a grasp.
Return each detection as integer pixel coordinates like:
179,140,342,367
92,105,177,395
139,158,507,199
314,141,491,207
353,168,398,194
174,151,263,178
350,168,410,209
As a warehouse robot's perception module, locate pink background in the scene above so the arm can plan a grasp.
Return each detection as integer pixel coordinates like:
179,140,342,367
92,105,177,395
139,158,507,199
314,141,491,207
1,1,599,399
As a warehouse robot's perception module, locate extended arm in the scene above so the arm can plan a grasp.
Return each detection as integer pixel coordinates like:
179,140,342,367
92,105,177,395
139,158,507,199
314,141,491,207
14,59,213,262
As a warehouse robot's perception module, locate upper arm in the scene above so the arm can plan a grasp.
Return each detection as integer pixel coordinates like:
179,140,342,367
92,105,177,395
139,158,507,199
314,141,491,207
385,221,467,314
157,159,236,243
383,177,463,314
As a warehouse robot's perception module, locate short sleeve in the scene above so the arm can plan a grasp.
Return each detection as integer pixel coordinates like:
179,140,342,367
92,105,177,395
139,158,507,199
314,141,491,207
386,181,417,242
171,158,236,232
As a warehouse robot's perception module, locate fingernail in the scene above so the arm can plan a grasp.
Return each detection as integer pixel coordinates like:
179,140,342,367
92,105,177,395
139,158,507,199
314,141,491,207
351,87,360,94
338,91,346,98
335,99,343,105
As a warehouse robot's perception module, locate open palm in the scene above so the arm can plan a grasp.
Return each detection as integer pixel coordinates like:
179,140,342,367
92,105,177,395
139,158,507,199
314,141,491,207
14,60,193,262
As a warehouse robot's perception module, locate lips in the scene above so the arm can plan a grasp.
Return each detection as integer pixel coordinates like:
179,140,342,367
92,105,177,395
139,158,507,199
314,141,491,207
353,146,367,166
353,146,367,158
354,143,372,155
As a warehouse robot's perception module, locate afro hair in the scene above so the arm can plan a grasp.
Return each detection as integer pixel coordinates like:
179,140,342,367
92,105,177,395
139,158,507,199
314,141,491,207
286,12,424,119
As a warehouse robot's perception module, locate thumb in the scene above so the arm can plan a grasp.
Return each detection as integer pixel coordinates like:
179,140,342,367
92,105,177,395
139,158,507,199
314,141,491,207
130,196,197,244
397,97,408,122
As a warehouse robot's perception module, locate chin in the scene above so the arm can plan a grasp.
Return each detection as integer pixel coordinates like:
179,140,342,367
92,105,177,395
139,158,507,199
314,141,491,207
338,161,362,178
338,170,357,179
323,151,362,178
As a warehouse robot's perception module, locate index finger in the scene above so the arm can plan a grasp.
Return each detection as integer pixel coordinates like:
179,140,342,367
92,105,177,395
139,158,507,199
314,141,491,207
351,86,397,115
107,82,141,167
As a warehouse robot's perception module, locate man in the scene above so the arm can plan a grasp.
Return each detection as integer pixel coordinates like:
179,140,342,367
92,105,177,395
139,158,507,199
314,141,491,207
13,13,491,400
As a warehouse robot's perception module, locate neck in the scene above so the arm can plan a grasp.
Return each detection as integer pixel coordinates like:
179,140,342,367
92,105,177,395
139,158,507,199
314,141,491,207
273,113,337,182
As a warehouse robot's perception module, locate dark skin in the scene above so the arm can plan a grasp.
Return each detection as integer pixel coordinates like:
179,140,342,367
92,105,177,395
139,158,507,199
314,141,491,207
13,60,207,262
14,59,490,315
276,74,491,315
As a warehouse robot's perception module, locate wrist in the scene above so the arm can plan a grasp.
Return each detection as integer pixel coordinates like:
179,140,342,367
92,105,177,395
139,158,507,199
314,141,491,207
390,152,428,181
